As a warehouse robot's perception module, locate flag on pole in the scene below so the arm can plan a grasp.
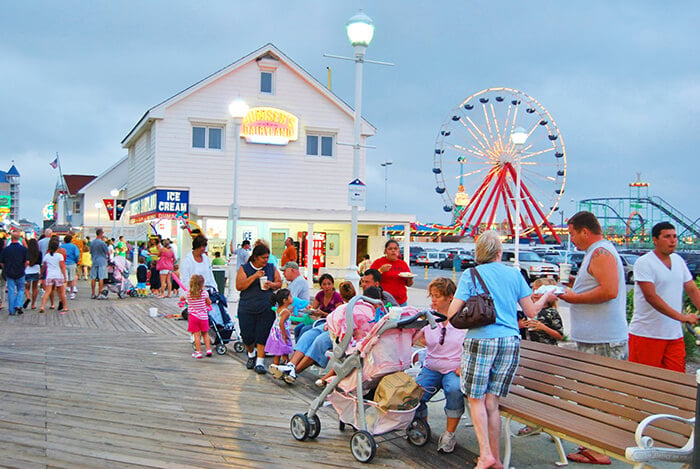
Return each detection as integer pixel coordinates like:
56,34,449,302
49,157,58,169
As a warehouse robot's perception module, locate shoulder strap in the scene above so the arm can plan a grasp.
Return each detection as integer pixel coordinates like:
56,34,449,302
470,267,491,295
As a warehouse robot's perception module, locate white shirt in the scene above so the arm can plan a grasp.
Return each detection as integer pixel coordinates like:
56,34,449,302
44,252,65,280
180,252,216,289
630,251,691,340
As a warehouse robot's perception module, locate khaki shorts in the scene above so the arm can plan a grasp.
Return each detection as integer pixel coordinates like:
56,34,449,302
66,264,77,282
576,340,628,360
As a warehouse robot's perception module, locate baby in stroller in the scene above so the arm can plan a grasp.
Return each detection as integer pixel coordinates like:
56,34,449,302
102,256,137,298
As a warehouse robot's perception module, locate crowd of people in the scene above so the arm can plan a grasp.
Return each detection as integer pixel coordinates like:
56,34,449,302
1,210,696,467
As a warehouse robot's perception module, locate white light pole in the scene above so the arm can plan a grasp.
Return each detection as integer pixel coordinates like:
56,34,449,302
346,10,374,284
510,126,528,270
110,188,119,238
227,98,249,302
94,202,102,227
380,160,393,211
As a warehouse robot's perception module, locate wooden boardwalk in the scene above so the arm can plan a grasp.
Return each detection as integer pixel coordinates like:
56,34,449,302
0,286,477,468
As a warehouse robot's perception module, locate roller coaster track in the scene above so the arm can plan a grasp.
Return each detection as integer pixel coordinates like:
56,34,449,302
580,197,700,239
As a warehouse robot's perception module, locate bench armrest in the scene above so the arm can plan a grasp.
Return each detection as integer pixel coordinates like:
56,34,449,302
624,413,695,463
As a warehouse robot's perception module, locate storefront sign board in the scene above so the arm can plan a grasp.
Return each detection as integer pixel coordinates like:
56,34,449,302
241,107,298,145
130,189,189,223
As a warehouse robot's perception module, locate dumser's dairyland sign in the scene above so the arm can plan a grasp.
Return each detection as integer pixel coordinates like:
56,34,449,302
241,107,298,145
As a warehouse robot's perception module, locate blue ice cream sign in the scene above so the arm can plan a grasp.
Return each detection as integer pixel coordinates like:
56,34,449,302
130,189,189,223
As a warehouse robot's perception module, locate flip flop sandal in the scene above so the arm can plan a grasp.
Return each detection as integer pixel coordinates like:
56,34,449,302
567,449,611,465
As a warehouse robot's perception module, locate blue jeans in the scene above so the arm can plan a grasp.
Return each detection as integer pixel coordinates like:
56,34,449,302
293,323,324,354
415,367,465,419
7,276,26,314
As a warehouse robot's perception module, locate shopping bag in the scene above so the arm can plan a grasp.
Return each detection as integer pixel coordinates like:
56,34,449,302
373,371,424,411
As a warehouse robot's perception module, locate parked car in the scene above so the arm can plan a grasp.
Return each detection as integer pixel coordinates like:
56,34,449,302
567,252,585,277
620,254,639,284
440,252,477,270
686,259,700,280
416,251,448,268
501,250,559,284
400,246,427,265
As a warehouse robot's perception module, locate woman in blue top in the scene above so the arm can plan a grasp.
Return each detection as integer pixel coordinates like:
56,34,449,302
447,230,555,469
236,242,282,374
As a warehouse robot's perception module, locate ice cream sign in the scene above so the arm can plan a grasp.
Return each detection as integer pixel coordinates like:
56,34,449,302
129,189,189,223
240,107,298,145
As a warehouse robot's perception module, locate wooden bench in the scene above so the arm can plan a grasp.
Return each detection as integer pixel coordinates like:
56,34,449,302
499,340,696,468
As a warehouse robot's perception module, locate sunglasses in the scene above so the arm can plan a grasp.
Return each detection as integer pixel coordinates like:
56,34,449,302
439,326,447,346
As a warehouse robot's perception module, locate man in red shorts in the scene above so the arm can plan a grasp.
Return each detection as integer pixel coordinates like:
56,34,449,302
629,221,700,372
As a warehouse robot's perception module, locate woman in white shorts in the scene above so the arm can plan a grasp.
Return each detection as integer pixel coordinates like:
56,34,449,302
39,238,68,314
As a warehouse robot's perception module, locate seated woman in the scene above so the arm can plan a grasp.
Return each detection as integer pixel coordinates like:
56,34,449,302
294,273,343,341
412,277,464,454
270,286,380,385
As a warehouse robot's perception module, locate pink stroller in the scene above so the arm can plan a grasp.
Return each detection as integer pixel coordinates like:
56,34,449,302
289,295,446,463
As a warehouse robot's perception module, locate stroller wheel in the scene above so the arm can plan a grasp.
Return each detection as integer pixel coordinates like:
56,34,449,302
290,413,310,441
308,414,321,439
233,341,246,354
406,417,431,447
215,344,227,355
350,430,376,463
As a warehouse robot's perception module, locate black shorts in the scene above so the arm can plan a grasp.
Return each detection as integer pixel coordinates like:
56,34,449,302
238,310,275,346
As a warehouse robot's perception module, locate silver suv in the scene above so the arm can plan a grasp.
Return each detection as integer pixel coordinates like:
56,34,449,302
501,250,559,284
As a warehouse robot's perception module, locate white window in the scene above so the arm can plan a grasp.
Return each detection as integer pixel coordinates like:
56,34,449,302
260,71,274,94
192,126,223,150
306,134,334,157
73,200,81,214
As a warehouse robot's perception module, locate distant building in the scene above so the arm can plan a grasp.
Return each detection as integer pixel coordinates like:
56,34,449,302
0,164,20,221
51,174,97,228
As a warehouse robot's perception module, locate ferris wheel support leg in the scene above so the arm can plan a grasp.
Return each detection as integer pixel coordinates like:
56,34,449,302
516,169,563,243
458,169,497,236
471,171,504,236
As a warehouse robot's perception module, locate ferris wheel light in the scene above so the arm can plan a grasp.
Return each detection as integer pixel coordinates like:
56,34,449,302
346,11,375,47
510,126,528,146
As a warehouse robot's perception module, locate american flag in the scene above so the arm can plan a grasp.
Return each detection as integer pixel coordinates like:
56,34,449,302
49,157,58,169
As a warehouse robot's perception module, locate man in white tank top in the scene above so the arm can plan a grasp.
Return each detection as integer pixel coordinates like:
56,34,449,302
559,211,629,359
629,222,699,372
558,211,629,465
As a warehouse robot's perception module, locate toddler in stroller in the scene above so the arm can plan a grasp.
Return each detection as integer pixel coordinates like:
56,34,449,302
102,256,137,298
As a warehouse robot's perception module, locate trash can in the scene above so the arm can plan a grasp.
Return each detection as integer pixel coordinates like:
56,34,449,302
213,269,226,295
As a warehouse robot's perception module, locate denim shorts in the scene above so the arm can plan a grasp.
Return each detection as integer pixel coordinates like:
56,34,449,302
25,273,40,282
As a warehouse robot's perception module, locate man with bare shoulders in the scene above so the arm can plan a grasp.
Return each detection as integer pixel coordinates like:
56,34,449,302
629,221,699,372
558,211,628,464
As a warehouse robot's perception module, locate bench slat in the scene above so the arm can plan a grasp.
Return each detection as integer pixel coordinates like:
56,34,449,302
514,367,695,422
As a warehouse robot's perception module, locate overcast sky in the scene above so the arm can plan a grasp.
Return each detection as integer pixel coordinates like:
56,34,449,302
2,1,698,227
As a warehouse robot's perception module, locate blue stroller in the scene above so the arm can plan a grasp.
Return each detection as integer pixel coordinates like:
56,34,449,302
187,288,245,355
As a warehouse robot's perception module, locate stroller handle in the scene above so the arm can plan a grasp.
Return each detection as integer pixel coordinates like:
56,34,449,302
396,309,447,329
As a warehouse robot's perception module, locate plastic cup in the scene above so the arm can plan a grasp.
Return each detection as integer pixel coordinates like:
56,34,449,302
149,307,158,317
259,276,268,290
559,263,572,284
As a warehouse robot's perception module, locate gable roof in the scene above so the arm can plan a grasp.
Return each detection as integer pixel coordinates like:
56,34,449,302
7,165,19,176
121,43,376,147
63,175,97,195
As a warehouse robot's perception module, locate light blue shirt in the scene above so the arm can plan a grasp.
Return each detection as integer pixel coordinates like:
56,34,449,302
455,262,531,339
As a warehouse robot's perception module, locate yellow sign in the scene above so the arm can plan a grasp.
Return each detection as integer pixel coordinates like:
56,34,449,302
241,107,298,145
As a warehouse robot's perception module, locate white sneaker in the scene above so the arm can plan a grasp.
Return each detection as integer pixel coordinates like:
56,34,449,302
70,293,76,300
437,431,456,453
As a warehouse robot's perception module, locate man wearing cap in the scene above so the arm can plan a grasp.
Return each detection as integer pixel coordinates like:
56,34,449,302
0,230,29,315
282,261,309,302
280,237,297,268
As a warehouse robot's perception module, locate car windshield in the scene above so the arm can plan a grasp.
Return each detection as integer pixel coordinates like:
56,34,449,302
519,252,544,262
543,254,564,263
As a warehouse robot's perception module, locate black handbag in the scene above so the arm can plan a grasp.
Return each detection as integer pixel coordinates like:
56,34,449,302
449,267,496,329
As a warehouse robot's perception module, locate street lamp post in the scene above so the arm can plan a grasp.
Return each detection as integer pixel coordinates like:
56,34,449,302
95,202,102,227
510,126,528,271
346,10,375,285
227,98,249,302
380,160,393,211
110,188,119,237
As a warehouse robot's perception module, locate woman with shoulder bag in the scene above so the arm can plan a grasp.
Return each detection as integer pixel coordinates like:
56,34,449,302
447,230,555,469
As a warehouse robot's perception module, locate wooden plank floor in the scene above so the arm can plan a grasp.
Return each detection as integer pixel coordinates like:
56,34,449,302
0,283,477,468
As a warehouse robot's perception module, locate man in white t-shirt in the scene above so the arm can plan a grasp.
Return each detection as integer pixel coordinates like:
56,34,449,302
629,221,700,372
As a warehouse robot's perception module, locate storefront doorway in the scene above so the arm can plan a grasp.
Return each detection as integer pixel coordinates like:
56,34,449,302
357,235,368,266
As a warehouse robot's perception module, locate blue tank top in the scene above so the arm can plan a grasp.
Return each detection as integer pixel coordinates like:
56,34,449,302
239,262,276,316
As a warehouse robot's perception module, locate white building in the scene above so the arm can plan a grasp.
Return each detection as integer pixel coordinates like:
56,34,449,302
83,43,414,280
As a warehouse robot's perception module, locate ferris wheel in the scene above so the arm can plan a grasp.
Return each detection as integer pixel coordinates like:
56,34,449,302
433,87,567,243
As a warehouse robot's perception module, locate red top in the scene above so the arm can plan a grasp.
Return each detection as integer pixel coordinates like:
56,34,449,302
370,256,411,305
